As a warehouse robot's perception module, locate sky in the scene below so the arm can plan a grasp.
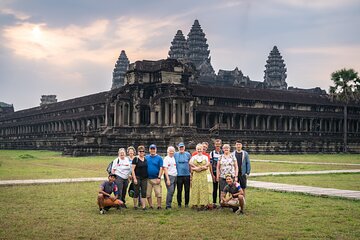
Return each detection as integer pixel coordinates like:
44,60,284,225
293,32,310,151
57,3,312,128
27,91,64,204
0,0,359,111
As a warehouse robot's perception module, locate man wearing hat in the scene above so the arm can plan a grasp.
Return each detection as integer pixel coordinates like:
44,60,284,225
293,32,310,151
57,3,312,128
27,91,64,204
174,142,191,208
97,174,123,214
145,144,164,209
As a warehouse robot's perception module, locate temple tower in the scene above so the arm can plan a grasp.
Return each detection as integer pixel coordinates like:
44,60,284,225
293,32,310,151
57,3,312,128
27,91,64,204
187,20,211,69
168,30,188,61
111,50,130,89
264,46,287,89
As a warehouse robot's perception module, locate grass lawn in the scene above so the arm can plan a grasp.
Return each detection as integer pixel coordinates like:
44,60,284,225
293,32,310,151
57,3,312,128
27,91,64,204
0,182,359,239
251,161,360,173
0,150,112,180
1,150,360,180
252,154,360,164
252,173,360,191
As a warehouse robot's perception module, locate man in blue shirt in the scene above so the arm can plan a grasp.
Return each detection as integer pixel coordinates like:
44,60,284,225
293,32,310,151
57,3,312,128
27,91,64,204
174,142,191,208
145,144,163,209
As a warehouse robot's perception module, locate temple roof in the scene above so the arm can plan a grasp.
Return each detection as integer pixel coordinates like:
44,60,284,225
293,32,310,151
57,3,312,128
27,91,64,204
128,59,183,73
191,84,347,106
0,91,108,120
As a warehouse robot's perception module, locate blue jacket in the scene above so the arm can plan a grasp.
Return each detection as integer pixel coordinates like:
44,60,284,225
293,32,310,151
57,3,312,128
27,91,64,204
232,150,251,176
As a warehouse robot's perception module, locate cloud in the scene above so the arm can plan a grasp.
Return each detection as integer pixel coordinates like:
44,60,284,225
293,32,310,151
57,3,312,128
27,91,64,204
2,19,113,65
272,0,359,9
0,7,30,20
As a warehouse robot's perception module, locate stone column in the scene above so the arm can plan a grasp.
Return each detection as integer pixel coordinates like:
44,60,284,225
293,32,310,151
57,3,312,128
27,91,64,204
164,101,169,126
231,114,236,129
114,101,119,126
256,115,260,129
206,113,210,128
119,103,123,126
176,102,181,126
105,102,110,127
181,102,186,125
266,116,271,131
150,107,156,125
201,114,205,128
158,102,163,126
189,101,194,126
172,100,177,125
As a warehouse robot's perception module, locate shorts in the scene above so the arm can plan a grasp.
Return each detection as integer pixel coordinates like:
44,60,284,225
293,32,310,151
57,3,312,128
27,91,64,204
103,197,122,207
238,175,247,189
146,179,162,198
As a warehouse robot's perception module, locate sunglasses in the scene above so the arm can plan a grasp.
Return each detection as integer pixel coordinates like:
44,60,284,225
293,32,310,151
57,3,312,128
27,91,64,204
138,150,145,152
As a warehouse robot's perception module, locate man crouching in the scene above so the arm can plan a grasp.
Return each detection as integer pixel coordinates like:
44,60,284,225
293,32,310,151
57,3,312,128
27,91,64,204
97,174,124,214
220,174,245,215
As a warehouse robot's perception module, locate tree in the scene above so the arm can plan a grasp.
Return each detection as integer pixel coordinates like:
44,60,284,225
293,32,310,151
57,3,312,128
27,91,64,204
329,68,360,153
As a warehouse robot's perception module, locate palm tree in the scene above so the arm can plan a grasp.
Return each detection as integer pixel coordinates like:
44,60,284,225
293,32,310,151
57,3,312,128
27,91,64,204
329,68,360,152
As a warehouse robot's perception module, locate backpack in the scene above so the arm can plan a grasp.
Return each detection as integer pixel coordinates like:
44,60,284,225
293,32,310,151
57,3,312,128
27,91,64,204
106,159,119,174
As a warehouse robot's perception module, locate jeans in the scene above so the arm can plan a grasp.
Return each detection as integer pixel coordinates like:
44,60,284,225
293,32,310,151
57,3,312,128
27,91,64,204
115,176,128,203
176,176,190,206
165,175,177,208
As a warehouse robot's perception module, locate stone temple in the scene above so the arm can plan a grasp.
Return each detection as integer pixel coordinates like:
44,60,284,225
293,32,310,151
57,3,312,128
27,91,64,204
0,20,359,155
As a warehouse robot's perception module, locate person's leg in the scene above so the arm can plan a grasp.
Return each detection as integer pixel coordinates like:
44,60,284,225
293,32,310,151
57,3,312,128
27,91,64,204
97,194,105,209
140,178,148,209
239,175,247,198
146,179,153,208
219,178,226,196
166,176,176,208
153,181,162,208
121,178,129,205
184,176,190,207
133,181,140,209
212,181,218,205
115,177,122,201
176,176,184,207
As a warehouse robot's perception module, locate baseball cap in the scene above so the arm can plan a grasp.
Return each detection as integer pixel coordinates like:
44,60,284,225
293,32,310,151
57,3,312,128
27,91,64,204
178,142,185,147
149,144,156,149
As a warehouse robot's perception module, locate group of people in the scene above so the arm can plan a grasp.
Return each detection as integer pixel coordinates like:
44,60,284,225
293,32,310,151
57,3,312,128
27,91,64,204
97,139,251,215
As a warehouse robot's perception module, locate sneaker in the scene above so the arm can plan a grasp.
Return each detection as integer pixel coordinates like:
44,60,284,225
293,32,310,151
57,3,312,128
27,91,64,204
99,209,105,215
149,206,154,209
157,206,162,210
178,205,182,208
165,206,171,210
235,208,244,215
232,207,239,213
134,206,138,210
122,204,127,209
142,207,147,211
185,205,189,208
104,206,111,211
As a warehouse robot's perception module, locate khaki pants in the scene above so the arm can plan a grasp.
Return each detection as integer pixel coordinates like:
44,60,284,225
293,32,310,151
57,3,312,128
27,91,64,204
146,179,162,198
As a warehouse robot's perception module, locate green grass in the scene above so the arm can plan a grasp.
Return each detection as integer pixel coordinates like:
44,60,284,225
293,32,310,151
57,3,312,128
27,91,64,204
252,154,360,164
0,182,359,239
252,161,360,173
1,150,360,180
0,150,112,180
252,173,360,191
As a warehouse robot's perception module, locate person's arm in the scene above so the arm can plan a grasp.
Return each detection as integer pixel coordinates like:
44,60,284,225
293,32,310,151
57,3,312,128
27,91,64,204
131,161,137,184
234,158,239,182
216,159,220,182
163,167,170,186
111,159,116,174
246,152,251,176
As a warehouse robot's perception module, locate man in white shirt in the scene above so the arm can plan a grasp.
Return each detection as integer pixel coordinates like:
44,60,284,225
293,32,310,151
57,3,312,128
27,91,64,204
163,146,178,209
